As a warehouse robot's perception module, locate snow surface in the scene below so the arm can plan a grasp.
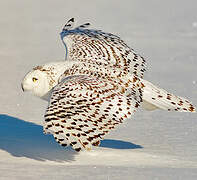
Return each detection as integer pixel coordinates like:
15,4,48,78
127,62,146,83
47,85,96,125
0,0,197,179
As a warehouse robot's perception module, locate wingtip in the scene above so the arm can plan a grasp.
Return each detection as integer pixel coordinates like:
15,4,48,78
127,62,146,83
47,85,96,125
62,18,75,31
69,17,75,22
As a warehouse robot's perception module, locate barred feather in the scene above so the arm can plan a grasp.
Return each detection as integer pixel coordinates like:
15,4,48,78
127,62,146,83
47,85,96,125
21,19,196,152
141,79,195,112
44,75,137,151
60,18,146,78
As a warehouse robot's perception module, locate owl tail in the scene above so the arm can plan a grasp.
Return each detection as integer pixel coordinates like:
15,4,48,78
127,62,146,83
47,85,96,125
141,79,196,112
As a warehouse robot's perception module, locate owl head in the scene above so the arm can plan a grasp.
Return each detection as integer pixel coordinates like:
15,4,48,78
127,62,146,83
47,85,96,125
21,68,52,98
21,61,75,99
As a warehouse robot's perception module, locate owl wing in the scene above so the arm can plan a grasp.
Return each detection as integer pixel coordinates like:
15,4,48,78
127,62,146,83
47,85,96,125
44,75,137,152
60,18,146,78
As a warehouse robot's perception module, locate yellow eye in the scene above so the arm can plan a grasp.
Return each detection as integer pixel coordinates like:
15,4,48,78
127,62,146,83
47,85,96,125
32,77,38,82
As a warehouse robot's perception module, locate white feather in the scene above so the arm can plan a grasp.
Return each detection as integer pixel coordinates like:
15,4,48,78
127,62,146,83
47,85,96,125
141,79,195,112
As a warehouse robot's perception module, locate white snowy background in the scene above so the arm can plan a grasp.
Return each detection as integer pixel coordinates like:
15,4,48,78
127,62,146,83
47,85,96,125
0,0,197,179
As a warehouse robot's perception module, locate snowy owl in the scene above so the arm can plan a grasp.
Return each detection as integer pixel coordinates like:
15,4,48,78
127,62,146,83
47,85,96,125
21,18,195,151
22,59,195,151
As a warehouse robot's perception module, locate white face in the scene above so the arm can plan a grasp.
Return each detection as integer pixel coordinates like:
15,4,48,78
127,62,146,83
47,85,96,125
21,70,50,98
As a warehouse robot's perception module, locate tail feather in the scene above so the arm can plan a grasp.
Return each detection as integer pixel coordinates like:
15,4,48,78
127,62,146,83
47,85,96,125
141,79,196,112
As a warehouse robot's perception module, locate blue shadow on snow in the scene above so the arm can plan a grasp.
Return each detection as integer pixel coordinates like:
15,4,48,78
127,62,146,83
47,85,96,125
0,114,142,161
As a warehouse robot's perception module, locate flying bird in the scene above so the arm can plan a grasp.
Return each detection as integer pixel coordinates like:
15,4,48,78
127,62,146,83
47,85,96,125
22,59,195,151
21,18,195,151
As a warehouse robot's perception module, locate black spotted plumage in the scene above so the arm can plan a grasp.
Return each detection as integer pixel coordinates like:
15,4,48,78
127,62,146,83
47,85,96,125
44,75,140,151
60,18,146,79
21,19,196,153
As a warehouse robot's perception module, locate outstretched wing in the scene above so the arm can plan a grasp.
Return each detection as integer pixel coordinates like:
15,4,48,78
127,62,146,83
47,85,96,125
60,18,146,78
44,75,137,151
